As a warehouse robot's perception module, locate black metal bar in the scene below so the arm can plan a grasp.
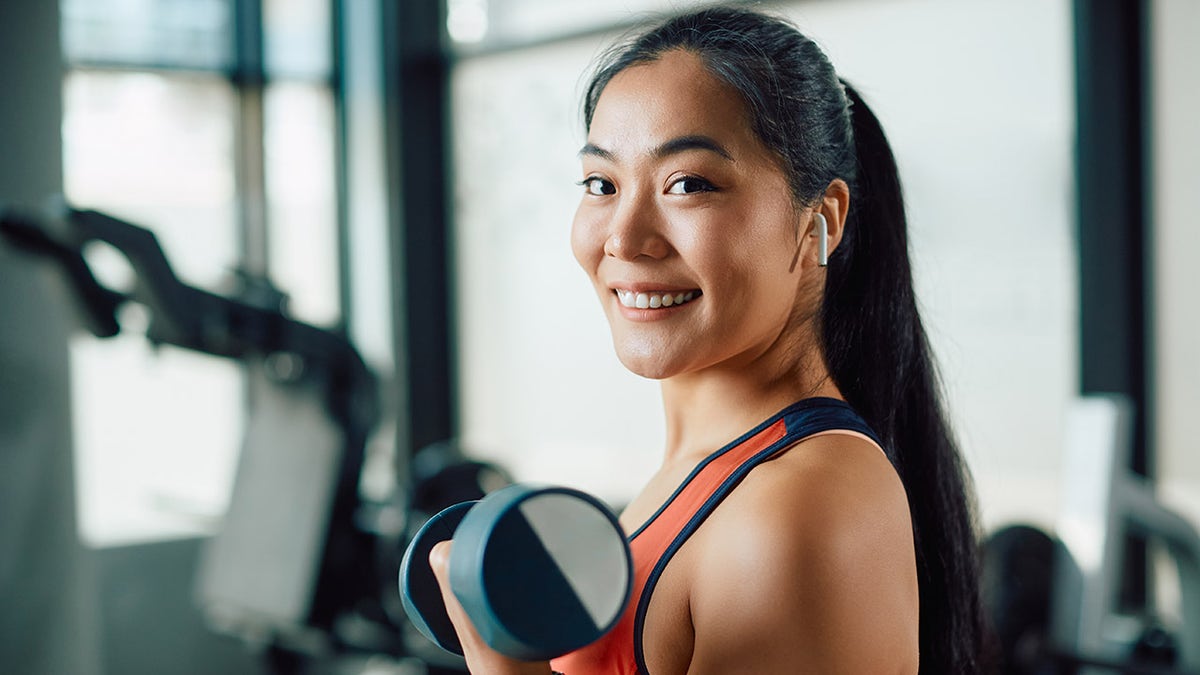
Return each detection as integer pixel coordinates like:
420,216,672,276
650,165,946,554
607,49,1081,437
1073,0,1154,611
385,1,456,456
232,0,269,277
57,60,328,84
1074,0,1153,473
330,0,352,330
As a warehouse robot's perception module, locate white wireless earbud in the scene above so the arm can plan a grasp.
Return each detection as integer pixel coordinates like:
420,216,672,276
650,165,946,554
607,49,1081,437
815,212,828,267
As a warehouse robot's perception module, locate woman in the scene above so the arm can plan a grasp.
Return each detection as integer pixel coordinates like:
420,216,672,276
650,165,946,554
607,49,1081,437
432,6,987,674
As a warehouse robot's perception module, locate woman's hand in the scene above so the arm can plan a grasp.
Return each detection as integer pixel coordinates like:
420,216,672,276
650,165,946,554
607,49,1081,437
428,541,556,675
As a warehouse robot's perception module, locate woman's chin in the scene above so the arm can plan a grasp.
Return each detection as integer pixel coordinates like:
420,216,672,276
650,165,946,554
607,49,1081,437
613,344,687,381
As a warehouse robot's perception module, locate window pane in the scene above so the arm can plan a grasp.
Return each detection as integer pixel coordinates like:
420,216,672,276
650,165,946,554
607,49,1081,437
265,81,340,326
264,0,331,79
449,0,685,49
62,70,238,288
70,339,244,547
62,69,243,546
61,0,232,69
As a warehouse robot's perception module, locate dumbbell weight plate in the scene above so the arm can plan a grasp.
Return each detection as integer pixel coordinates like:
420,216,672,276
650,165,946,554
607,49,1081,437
399,500,476,654
399,484,632,661
450,485,632,661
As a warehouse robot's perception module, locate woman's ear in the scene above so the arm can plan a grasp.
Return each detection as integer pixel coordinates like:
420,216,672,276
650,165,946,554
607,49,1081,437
791,179,850,272
819,178,850,262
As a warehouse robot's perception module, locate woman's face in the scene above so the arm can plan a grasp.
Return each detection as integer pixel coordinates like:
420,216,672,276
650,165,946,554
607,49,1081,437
572,49,816,380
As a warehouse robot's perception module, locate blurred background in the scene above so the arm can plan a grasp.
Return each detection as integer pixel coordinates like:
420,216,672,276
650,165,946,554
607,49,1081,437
1,0,1197,673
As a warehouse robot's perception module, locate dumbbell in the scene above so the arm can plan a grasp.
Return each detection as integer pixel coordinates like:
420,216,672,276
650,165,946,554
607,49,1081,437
399,484,632,661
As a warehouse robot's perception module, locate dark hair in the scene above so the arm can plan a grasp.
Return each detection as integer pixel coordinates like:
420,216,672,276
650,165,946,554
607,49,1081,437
583,7,989,673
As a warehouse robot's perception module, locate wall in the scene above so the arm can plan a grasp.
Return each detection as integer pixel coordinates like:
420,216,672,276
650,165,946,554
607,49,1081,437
1153,0,1200,525
0,1,101,673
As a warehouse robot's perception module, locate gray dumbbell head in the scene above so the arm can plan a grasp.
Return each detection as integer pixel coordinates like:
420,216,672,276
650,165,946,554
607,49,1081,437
449,484,632,660
399,500,476,654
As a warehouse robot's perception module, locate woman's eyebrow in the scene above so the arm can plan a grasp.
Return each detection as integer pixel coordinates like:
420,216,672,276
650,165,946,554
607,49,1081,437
578,143,615,160
653,135,734,161
578,135,734,162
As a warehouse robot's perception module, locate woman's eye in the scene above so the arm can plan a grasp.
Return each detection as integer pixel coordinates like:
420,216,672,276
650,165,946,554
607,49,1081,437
579,177,616,196
667,176,716,194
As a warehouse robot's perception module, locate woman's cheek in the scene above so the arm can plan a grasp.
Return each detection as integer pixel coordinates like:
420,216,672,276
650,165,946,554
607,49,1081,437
570,209,605,273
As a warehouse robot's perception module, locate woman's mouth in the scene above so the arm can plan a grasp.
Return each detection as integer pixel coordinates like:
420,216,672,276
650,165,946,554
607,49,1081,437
614,289,702,309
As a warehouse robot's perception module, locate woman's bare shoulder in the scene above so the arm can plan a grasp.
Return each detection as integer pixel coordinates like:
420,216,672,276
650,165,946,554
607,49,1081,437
684,432,920,673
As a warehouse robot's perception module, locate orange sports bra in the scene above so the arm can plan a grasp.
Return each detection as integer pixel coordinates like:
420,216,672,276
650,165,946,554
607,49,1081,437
550,397,883,675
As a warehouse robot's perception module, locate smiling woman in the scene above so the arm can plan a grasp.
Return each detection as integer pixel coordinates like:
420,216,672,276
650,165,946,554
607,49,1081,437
438,6,988,675
572,51,832,386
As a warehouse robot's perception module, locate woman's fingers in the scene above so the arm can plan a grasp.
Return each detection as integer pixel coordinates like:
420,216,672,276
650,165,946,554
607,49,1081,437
428,541,553,675
428,541,482,648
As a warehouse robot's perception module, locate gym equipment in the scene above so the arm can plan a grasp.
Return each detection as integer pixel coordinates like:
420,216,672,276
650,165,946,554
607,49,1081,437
982,524,1061,674
983,395,1200,675
0,203,384,662
1054,395,1200,672
409,440,513,517
401,501,476,656
400,484,633,661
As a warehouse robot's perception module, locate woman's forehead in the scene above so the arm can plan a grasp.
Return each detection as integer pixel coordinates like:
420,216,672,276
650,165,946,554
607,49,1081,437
586,50,759,162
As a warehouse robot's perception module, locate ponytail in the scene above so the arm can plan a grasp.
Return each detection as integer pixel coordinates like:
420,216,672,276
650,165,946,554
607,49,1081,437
825,81,991,673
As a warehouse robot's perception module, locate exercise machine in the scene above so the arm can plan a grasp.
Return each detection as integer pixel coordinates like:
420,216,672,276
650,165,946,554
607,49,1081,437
0,202,415,671
986,395,1200,674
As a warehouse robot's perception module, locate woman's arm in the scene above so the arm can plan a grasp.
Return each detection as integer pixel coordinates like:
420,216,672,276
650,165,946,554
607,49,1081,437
682,435,919,674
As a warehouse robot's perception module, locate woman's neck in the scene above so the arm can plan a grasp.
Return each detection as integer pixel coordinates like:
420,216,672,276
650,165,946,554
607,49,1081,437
657,347,841,467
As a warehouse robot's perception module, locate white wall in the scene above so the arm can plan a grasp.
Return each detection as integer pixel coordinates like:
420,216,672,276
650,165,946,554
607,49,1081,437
0,2,101,671
1152,0,1200,525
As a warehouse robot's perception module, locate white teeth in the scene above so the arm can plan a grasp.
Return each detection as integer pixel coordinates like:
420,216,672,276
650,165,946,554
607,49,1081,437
615,289,700,310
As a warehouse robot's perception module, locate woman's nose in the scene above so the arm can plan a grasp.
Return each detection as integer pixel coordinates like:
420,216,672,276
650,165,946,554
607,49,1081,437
602,197,670,261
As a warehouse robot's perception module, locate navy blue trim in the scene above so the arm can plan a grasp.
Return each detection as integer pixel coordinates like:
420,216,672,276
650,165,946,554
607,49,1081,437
631,399,878,674
626,398,875,542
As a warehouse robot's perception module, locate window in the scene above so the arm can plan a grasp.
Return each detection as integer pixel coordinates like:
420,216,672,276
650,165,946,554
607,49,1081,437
60,0,341,546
